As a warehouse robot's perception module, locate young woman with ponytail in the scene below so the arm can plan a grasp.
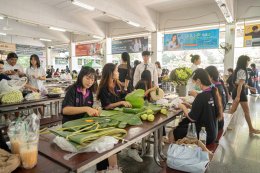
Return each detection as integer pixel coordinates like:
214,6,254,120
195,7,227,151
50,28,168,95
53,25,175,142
205,66,228,131
230,55,260,134
169,68,223,145
118,52,133,92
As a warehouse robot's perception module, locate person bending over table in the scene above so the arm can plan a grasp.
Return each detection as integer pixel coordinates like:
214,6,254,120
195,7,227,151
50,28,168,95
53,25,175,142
96,63,132,173
169,69,223,145
62,66,118,173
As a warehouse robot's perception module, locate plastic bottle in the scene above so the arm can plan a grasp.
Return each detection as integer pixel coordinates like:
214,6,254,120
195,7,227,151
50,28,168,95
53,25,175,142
186,123,197,139
199,127,207,145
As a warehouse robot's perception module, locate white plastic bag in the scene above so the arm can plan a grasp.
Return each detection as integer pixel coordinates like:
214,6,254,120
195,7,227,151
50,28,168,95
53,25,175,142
25,92,41,101
53,136,119,160
169,98,183,108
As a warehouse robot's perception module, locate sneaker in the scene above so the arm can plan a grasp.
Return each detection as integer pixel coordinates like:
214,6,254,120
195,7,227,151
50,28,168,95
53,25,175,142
127,148,143,162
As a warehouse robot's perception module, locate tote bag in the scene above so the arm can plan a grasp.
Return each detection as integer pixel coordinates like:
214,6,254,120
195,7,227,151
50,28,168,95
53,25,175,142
167,144,209,173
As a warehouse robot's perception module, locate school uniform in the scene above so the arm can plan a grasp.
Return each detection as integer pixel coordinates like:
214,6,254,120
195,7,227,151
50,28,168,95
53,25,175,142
98,87,124,108
232,69,248,102
62,85,93,123
173,88,218,145
96,86,124,171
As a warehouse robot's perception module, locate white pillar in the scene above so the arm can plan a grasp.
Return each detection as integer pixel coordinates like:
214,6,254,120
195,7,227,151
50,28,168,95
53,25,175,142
105,37,112,64
224,24,236,74
69,42,76,71
151,32,162,64
46,47,52,68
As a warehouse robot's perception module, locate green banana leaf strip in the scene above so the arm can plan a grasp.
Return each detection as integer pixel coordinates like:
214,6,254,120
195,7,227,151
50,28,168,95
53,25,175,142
99,110,120,117
110,113,142,126
122,107,145,114
50,127,127,146
118,121,127,128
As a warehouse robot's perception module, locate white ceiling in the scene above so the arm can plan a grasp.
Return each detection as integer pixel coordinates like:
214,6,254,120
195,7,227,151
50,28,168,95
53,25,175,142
0,0,259,47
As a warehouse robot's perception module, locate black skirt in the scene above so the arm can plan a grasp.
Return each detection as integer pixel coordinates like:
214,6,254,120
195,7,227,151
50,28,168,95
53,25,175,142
232,86,248,102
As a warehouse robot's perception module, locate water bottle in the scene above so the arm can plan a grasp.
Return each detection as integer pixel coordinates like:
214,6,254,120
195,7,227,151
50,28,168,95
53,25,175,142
186,123,197,139
199,127,207,145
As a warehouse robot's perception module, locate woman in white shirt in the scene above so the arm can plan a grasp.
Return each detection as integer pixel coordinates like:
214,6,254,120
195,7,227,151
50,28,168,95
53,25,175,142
230,55,260,134
26,54,46,91
188,54,202,92
190,54,201,71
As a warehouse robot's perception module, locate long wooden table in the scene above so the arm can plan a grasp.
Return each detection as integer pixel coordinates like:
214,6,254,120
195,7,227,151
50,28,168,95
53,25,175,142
38,110,181,173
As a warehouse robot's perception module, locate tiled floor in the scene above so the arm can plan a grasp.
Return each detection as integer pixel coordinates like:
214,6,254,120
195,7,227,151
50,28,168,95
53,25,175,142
117,96,260,173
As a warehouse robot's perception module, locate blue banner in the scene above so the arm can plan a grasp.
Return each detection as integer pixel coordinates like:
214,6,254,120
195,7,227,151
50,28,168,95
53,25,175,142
164,29,219,51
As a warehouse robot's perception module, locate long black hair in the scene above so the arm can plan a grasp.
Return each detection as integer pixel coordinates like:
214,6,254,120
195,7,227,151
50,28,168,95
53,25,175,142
192,68,223,120
30,54,41,68
121,52,131,79
135,70,152,90
70,66,97,93
205,66,228,110
232,55,250,84
97,63,121,100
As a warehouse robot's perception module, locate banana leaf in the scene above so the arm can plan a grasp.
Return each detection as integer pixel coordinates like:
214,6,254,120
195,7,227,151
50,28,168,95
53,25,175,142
99,110,120,117
110,113,142,126
50,127,127,149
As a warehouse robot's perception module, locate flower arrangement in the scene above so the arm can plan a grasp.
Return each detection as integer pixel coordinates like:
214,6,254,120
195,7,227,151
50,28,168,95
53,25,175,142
169,67,193,86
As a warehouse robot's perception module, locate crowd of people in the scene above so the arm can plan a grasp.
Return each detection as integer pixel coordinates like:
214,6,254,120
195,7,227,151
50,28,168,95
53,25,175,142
1,50,260,173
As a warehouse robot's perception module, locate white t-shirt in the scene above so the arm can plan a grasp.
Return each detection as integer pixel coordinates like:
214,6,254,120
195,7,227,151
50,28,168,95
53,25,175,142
4,62,24,79
235,69,246,84
60,73,72,81
26,66,45,90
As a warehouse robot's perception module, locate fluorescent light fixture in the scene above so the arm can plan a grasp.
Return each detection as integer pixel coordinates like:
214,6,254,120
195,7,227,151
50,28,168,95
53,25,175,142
0,16,4,20
164,24,225,33
49,27,66,32
126,21,140,27
0,32,7,36
40,38,52,42
215,0,234,23
71,0,95,11
93,35,103,39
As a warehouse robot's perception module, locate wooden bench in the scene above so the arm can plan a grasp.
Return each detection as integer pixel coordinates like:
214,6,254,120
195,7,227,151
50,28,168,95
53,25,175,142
160,112,234,173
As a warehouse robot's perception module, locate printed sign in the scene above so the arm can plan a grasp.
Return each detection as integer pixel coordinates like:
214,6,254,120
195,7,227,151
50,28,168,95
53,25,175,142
244,24,260,47
76,43,102,56
164,29,219,51
112,37,148,54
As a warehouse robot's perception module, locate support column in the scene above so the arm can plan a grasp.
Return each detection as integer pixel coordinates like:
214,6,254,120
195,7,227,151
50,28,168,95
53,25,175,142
151,32,162,64
104,37,112,64
69,42,76,71
46,47,52,69
224,24,236,74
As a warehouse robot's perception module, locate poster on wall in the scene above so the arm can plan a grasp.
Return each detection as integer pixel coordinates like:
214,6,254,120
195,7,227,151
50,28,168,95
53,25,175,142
75,43,102,57
164,29,219,51
244,24,260,47
112,37,148,54
0,42,16,52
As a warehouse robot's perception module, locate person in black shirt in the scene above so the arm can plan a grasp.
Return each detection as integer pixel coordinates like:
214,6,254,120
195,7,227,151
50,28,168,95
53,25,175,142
226,68,234,96
118,52,133,92
62,66,99,123
96,63,131,171
230,55,260,134
169,69,223,145
135,70,158,101
97,63,132,109
205,66,228,131
250,63,260,93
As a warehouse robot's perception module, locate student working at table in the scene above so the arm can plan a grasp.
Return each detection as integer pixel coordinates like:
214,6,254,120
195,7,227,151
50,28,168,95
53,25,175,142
62,66,121,173
169,68,223,145
96,63,132,172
